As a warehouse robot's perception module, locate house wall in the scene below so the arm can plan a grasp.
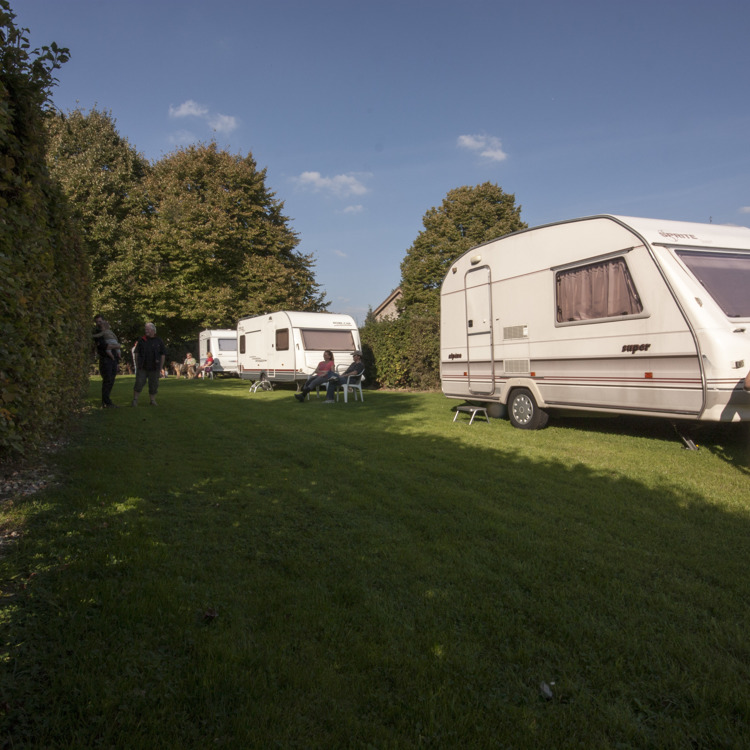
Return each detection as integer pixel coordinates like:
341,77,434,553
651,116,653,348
373,288,402,321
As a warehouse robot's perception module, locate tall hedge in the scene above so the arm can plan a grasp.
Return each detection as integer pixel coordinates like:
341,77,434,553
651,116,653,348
0,2,89,456
360,310,440,390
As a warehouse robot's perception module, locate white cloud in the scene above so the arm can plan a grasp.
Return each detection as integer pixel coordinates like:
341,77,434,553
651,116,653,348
333,249,348,258
457,133,508,162
740,206,750,214
169,100,208,118
457,134,485,150
208,114,238,134
168,100,239,136
293,171,370,198
343,204,364,214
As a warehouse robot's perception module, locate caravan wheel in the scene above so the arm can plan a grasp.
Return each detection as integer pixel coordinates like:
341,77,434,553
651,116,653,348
508,388,549,430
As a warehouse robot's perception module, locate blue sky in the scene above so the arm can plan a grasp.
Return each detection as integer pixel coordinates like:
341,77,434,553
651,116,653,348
16,0,750,323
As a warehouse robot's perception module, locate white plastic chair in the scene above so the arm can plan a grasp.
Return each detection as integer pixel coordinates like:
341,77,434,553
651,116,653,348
336,370,365,403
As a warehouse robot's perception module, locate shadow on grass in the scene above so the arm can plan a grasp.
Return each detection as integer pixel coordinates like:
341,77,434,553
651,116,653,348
2,377,749,747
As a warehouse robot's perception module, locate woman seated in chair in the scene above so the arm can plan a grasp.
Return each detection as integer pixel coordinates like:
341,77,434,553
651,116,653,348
183,352,198,379
199,352,215,378
294,350,335,401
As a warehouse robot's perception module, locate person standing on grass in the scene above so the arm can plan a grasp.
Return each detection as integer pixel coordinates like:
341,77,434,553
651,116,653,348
93,314,120,409
132,322,167,407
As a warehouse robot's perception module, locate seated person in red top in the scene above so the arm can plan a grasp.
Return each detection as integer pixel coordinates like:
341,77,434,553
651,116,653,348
295,350,335,401
200,352,215,377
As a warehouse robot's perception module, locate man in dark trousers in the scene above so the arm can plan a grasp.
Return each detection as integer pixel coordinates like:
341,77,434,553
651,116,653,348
132,322,167,406
94,314,119,408
322,351,365,403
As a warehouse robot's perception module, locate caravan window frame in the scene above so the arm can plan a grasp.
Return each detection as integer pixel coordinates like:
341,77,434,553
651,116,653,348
553,250,646,326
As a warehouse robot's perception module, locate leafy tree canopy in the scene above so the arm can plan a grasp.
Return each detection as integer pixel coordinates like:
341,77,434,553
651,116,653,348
46,113,328,347
399,182,527,312
104,143,327,346
45,107,149,283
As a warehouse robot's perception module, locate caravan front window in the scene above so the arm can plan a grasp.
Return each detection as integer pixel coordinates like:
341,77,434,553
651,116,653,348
218,338,236,352
300,329,356,351
676,250,750,318
556,257,643,323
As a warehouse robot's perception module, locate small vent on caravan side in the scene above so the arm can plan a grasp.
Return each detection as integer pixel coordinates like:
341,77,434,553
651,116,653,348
504,359,531,374
503,325,528,340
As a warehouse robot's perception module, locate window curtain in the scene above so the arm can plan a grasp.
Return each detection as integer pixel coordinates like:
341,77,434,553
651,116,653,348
300,330,356,350
557,258,642,322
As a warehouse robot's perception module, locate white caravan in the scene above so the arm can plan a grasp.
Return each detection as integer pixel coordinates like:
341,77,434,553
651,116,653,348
236,311,361,385
198,329,238,374
440,215,750,429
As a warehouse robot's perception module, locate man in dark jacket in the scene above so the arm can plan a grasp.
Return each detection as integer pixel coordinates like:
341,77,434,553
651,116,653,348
94,315,119,408
323,351,364,403
132,322,167,406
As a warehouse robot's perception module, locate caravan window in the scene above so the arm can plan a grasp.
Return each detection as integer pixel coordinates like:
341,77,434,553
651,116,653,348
239,335,246,354
556,257,643,323
300,329,356,351
676,250,750,318
276,329,289,350
218,338,236,352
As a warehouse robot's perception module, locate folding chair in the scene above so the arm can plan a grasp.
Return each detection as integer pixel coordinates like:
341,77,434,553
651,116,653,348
249,372,273,392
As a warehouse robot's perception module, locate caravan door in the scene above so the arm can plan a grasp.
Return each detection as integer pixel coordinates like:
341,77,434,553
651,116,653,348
465,266,495,395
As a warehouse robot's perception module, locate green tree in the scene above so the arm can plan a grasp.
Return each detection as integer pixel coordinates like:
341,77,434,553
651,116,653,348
363,183,526,390
107,143,326,346
399,182,527,313
45,107,150,294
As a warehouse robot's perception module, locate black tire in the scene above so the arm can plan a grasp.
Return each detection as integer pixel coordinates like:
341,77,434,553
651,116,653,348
508,388,549,430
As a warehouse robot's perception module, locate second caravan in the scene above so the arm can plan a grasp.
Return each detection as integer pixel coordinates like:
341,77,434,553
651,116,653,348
236,311,361,385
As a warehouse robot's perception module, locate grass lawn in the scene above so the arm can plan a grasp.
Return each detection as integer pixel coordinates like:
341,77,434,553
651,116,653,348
1,375,749,748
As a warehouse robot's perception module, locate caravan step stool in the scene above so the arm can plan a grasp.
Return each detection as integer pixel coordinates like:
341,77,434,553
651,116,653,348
453,405,490,425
